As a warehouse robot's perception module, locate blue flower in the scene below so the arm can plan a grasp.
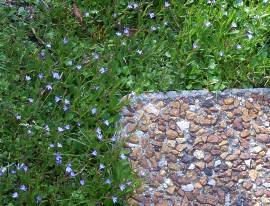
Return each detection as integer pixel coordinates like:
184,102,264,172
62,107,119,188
52,72,61,80
46,43,52,48
99,163,105,171
46,84,53,91
10,169,16,174
48,143,55,148
55,96,61,103
80,179,85,185
38,73,44,79
76,65,82,71
164,1,170,7
0,167,6,176
57,127,64,133
120,154,127,160
12,192,19,199
20,185,27,191
16,115,21,120
55,153,62,165
63,37,69,44
116,32,122,37
28,98,34,103
105,178,111,184
112,196,118,203
149,12,155,18
25,75,31,81
35,195,42,203
67,60,73,66
91,150,97,157
119,183,125,191
65,163,73,173
104,120,110,126
64,125,70,130
99,67,108,74
91,107,97,115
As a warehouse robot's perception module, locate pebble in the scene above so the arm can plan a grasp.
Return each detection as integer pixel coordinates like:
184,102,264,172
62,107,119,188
193,150,205,159
181,184,194,192
120,90,270,205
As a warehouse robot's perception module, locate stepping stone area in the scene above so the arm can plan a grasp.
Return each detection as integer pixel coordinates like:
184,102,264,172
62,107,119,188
119,89,270,206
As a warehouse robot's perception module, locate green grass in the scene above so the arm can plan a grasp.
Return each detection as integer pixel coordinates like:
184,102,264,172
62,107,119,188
0,0,270,205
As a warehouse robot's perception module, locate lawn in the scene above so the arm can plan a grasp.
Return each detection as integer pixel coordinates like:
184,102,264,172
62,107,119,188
0,0,269,205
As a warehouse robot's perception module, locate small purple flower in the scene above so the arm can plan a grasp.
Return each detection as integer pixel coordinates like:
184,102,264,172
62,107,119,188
63,105,68,112
127,180,132,186
231,22,237,29
55,153,62,165
111,136,117,142
67,60,73,66
20,185,27,191
70,171,76,177
66,163,73,173
92,52,99,59
23,165,28,172
97,133,103,141
16,115,21,120
99,67,108,74
124,27,129,36
192,42,198,49
164,1,170,7
105,178,111,184
64,99,70,105
91,150,97,157
236,44,242,49
104,120,109,126
84,12,90,17
246,31,253,39
120,154,127,160
25,75,31,81
63,37,69,44
149,12,155,19
12,192,19,199
55,96,61,103
77,122,81,127
76,65,82,71
48,143,55,148
136,49,143,55
35,195,42,203
38,73,44,79
204,21,211,27
28,98,34,103
119,183,126,191
10,170,16,174
99,163,105,171
52,72,61,80
46,84,53,91
116,32,122,37
0,167,6,176
57,127,64,133
151,26,157,31
44,124,50,132
64,124,70,130
219,51,224,57
80,179,85,185
91,107,97,115
112,196,118,203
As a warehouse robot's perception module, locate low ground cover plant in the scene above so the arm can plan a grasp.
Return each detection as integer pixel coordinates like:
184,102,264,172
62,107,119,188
0,0,269,205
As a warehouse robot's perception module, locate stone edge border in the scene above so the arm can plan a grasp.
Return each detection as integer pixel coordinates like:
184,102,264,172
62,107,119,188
117,88,270,138
130,88,270,104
